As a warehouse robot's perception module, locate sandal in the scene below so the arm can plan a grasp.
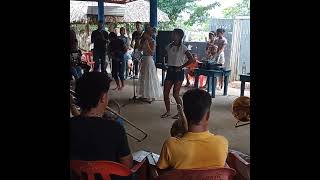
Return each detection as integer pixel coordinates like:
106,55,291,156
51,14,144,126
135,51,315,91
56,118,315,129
161,112,171,118
172,114,179,119
146,98,154,103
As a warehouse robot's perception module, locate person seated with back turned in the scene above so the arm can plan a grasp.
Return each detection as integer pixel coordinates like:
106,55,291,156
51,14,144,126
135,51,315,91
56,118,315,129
157,89,228,172
70,72,133,179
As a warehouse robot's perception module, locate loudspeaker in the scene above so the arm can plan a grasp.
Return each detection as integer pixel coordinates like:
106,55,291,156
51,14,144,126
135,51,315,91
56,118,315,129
156,31,172,64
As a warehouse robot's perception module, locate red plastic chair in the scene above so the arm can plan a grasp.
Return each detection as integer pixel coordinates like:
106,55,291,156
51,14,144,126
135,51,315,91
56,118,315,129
199,75,206,88
187,59,206,88
155,167,236,180
70,159,148,180
82,52,95,71
187,75,206,88
226,151,250,180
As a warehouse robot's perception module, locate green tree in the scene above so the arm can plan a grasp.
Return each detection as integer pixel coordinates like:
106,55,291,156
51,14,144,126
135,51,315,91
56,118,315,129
184,2,220,27
158,0,220,31
158,0,193,29
223,0,250,18
202,18,212,32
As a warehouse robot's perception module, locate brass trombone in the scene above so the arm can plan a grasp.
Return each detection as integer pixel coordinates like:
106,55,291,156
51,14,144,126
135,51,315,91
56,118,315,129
105,105,148,142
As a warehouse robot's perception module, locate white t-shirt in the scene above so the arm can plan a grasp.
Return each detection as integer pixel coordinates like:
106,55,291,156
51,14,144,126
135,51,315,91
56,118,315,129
165,44,189,67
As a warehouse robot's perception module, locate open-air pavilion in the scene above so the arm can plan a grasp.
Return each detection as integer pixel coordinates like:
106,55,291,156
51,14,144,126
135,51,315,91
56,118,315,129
70,1,250,179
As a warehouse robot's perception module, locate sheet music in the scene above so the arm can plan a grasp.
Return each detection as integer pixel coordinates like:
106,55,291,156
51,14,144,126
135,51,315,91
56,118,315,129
147,153,159,166
132,150,160,166
132,150,149,162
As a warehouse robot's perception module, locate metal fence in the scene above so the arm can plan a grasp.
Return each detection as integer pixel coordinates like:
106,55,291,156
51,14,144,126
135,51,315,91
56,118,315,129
211,17,250,81
210,18,234,69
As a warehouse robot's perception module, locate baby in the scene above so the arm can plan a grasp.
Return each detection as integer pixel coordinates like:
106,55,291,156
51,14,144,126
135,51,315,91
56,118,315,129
170,119,187,138
170,104,188,138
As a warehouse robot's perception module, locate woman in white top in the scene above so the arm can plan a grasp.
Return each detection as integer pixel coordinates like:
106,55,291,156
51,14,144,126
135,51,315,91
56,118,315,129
161,29,195,119
137,31,162,102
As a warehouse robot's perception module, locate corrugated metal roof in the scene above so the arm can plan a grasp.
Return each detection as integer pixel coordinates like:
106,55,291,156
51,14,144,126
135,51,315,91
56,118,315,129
123,0,169,22
87,6,125,16
70,1,125,22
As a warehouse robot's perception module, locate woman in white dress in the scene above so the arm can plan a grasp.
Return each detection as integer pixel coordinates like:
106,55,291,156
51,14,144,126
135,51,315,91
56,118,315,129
137,31,162,102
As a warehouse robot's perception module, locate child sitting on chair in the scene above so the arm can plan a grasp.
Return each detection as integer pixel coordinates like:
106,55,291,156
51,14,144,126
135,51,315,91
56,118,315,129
184,54,200,87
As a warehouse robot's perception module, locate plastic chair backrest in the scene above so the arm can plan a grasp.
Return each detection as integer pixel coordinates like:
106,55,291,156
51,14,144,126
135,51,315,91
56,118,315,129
70,160,132,180
155,167,236,180
83,52,94,63
226,151,250,180
199,75,206,87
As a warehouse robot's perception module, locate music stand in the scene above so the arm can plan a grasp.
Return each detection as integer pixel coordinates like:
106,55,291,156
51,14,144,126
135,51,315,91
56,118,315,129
122,57,151,107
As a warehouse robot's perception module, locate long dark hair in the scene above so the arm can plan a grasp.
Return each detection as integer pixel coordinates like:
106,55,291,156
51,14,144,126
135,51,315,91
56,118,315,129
169,28,185,49
174,28,184,45
170,28,184,51
140,31,152,44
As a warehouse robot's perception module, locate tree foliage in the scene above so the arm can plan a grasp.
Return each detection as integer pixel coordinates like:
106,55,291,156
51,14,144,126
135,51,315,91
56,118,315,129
158,0,220,31
184,2,220,26
222,0,250,18
158,0,193,24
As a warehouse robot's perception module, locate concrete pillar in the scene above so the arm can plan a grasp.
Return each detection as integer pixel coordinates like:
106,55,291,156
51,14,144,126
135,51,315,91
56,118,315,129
150,0,158,62
98,0,105,28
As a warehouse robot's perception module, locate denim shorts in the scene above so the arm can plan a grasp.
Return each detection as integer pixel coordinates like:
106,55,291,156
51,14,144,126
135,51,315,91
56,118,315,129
165,66,185,82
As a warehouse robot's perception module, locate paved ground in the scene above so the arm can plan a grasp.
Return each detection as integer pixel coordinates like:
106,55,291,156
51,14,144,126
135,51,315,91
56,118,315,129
107,69,250,155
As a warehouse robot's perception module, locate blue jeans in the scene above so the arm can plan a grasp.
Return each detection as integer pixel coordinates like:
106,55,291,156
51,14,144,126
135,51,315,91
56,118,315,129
123,53,133,79
71,66,82,79
123,56,128,79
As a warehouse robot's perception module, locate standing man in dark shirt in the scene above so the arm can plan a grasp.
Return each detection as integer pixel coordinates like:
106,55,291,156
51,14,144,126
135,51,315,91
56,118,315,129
70,28,78,53
91,21,109,73
130,21,143,78
70,72,133,168
108,32,127,90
